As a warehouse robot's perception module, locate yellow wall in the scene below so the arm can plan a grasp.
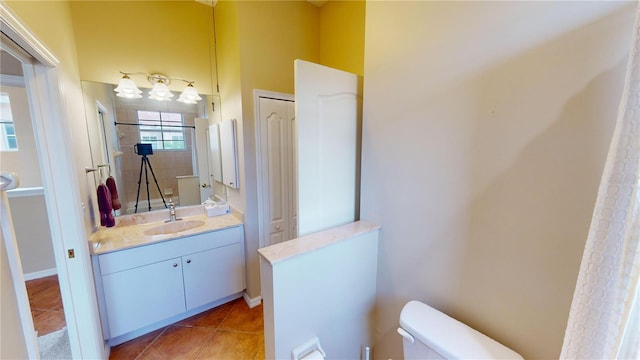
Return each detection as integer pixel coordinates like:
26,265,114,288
215,0,366,299
214,0,243,209
5,0,97,236
217,0,321,299
69,1,216,95
320,0,365,76
237,0,320,95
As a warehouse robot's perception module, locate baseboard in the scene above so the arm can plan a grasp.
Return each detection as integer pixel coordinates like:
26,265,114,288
23,268,57,281
243,292,262,308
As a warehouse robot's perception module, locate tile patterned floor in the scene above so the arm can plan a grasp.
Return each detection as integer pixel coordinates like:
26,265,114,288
110,298,265,360
26,276,265,359
26,275,66,336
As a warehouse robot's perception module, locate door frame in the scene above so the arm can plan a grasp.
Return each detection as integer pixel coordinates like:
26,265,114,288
1,4,105,359
253,89,294,249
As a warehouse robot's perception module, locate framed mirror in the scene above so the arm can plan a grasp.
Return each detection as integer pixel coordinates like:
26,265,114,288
81,81,226,217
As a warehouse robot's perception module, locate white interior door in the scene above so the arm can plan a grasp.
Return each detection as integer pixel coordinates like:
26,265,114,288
258,96,296,246
295,60,360,236
194,117,210,202
220,118,239,188
209,123,223,183
1,174,37,359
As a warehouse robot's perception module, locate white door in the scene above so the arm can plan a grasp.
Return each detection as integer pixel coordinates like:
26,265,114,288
209,123,223,183
257,95,296,246
0,173,37,359
219,118,239,188
101,258,186,338
194,117,211,202
183,242,244,310
295,60,360,236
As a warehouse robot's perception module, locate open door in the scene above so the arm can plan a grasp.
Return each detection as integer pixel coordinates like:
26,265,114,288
295,60,361,237
0,172,35,359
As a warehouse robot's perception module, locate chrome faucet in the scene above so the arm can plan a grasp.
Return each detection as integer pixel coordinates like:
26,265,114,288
166,199,179,223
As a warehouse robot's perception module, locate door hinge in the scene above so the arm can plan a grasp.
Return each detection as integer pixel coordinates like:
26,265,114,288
67,249,75,259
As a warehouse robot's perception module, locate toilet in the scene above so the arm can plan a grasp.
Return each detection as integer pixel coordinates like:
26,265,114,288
398,301,524,359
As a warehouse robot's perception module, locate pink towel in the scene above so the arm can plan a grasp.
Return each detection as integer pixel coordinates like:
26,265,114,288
106,176,121,210
97,184,115,227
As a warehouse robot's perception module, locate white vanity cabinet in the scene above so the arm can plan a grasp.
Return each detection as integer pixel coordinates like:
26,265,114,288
183,242,244,310
93,225,245,342
101,257,186,338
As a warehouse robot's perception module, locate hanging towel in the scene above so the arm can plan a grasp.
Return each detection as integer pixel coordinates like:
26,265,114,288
105,176,121,210
97,184,115,227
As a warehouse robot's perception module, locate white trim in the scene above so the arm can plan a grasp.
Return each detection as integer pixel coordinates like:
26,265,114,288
26,58,104,360
23,267,57,281
0,3,58,67
6,187,44,198
0,74,25,87
243,291,262,308
253,89,294,249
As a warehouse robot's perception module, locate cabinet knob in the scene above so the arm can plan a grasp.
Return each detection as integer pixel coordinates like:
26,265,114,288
276,225,281,230
186,259,192,264
173,263,178,268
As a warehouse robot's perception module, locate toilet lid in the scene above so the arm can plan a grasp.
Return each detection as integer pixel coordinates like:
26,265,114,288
399,301,523,359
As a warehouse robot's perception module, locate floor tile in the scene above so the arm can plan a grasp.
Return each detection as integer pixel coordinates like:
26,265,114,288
255,334,265,360
218,301,263,333
29,284,63,310
109,328,166,360
195,330,263,360
33,309,66,336
176,301,235,328
31,308,45,319
137,325,216,360
26,275,58,300
27,276,265,359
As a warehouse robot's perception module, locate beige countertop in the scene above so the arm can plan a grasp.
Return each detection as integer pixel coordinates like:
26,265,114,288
257,220,380,265
89,205,243,255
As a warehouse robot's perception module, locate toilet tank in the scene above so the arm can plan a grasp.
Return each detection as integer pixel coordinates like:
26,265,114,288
398,301,523,359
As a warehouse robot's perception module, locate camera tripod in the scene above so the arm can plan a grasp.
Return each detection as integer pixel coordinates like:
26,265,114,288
134,154,167,213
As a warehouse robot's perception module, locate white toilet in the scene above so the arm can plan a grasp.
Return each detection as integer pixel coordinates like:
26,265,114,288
398,301,524,359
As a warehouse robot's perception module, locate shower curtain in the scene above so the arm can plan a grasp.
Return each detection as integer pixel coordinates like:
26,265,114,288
561,4,640,358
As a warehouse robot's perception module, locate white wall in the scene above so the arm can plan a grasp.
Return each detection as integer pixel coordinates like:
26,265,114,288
259,221,379,359
361,2,636,359
7,190,56,277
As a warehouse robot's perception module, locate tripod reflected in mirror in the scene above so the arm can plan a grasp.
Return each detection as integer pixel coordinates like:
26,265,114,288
134,143,167,213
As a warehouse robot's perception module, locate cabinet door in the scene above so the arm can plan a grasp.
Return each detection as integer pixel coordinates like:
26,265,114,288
220,118,239,188
183,243,244,310
102,258,186,338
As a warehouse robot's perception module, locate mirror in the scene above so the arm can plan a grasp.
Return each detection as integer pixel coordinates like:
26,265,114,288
81,81,226,216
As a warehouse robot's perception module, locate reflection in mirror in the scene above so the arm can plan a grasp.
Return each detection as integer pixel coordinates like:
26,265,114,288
81,81,226,217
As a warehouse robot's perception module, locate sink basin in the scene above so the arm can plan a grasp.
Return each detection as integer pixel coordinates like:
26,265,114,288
144,220,205,237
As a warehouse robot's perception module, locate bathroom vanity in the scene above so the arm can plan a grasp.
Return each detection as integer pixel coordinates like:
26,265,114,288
89,206,245,345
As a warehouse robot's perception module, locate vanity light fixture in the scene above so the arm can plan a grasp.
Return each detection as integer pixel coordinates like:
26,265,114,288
113,73,142,99
177,83,202,104
114,71,202,104
147,74,173,101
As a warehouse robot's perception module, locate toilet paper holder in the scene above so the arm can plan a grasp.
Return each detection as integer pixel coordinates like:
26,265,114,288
291,337,326,360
